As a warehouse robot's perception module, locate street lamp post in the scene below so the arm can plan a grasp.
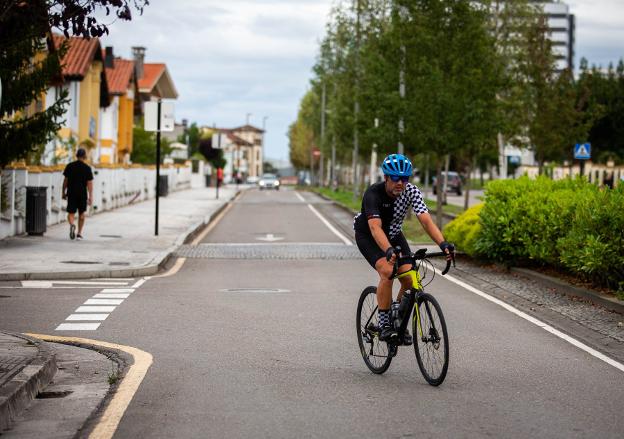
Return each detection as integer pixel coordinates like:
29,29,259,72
261,116,268,176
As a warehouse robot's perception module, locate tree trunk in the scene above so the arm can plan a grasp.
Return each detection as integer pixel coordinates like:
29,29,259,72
464,159,474,211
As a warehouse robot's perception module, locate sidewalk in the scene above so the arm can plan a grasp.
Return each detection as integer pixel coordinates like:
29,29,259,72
0,185,240,281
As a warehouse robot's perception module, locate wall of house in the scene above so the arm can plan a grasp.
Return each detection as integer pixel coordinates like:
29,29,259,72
78,60,103,160
99,95,119,164
0,163,192,240
117,90,134,163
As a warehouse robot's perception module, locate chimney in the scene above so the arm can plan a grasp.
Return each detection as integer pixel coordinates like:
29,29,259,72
132,46,146,79
182,118,188,128
104,46,114,68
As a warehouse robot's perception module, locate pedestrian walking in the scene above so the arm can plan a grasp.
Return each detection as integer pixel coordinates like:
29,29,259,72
62,148,93,240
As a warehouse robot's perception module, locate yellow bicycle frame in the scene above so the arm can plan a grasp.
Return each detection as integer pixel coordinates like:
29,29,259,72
396,268,424,337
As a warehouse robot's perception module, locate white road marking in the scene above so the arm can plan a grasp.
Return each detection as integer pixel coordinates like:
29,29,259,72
84,299,124,306
101,288,135,293
21,280,130,288
56,323,101,331
295,191,306,202
93,293,131,299
443,274,624,373
75,306,117,313
131,278,148,289
256,233,284,242
307,204,353,245
66,314,109,321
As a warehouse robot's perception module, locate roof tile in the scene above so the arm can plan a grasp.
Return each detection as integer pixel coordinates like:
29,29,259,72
105,58,135,95
53,34,101,79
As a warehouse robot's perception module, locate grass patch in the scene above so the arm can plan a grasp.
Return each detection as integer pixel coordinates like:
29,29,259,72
311,187,360,212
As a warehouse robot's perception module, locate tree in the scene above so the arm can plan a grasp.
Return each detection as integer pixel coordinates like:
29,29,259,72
0,0,149,167
288,90,318,170
177,122,201,158
130,121,172,164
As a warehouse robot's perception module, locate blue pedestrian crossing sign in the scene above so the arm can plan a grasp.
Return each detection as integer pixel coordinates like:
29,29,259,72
574,143,591,160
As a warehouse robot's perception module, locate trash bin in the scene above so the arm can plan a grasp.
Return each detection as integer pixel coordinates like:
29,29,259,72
205,175,211,187
26,186,47,235
158,174,169,197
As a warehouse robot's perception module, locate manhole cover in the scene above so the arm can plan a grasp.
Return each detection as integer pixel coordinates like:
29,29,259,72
220,288,290,293
61,261,100,265
100,235,122,238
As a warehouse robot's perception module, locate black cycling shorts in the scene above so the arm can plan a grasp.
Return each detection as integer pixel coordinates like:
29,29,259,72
355,231,411,269
66,195,87,214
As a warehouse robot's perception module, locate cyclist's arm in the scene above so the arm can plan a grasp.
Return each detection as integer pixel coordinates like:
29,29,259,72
416,212,445,246
368,218,392,254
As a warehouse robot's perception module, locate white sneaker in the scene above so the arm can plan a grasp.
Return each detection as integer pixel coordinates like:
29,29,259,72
76,234,83,241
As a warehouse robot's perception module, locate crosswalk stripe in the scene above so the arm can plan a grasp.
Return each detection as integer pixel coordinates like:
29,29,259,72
56,323,101,331
84,298,124,305
93,293,130,299
76,305,116,313
66,314,109,321
101,288,135,293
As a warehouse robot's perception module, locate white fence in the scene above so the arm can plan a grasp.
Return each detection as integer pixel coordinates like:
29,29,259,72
0,163,192,240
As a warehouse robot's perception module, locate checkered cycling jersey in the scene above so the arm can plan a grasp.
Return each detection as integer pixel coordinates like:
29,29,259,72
353,182,429,239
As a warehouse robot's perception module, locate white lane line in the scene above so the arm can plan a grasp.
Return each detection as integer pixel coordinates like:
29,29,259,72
56,323,101,331
76,306,117,313
131,278,148,289
443,274,624,373
21,280,130,288
307,204,353,245
66,314,109,321
84,299,124,306
295,191,306,202
93,293,130,299
101,288,135,293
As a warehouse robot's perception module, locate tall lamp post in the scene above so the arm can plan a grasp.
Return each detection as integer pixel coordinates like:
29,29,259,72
261,116,268,176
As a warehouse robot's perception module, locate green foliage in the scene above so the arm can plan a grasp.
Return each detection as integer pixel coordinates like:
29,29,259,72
177,122,201,158
443,204,484,256
131,121,173,164
473,177,623,291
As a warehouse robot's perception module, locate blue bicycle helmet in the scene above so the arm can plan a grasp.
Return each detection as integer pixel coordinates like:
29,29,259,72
381,153,412,177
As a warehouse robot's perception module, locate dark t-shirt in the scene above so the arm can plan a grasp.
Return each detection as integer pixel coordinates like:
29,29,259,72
63,160,93,199
353,182,428,239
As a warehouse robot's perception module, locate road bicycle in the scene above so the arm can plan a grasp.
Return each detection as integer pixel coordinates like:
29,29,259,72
356,248,454,386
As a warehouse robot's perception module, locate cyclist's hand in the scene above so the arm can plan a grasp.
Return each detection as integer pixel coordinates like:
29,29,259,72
439,241,455,261
385,246,396,263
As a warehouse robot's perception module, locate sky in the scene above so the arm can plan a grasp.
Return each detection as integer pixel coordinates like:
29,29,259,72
99,0,624,163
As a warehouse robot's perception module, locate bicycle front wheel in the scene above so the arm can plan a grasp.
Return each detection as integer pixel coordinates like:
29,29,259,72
357,286,393,374
412,292,449,386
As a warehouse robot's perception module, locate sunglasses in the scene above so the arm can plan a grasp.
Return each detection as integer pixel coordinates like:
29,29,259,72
389,175,410,183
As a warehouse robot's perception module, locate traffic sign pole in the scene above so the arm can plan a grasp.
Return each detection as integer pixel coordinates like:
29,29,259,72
155,100,161,236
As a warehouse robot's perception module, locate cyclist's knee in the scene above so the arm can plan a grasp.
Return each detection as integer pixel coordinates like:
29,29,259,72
374,259,393,280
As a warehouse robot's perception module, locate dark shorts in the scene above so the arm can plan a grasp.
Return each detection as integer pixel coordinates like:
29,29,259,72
355,231,411,269
66,195,87,214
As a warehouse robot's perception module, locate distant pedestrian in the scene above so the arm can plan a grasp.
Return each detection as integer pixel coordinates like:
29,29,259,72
62,148,93,240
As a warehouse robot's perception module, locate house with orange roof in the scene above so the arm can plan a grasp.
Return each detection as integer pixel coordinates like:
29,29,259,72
131,47,178,114
43,34,109,164
100,47,136,164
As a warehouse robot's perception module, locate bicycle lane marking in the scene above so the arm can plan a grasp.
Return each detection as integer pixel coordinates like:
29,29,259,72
295,190,353,245
443,274,624,373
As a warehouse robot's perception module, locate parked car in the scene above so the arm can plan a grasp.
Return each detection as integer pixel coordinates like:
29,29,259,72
246,176,260,184
432,171,463,196
258,173,280,190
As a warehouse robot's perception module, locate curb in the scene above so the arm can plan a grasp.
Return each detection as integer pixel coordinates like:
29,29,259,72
510,267,624,315
0,333,57,431
0,190,242,281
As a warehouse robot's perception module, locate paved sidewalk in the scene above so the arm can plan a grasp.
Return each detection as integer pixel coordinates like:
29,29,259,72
0,185,240,280
0,332,57,430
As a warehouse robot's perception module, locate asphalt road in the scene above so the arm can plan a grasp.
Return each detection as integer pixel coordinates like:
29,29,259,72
1,187,623,438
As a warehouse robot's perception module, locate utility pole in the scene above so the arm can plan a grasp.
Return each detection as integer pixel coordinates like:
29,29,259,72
352,0,361,199
398,4,408,155
155,100,161,236
320,82,326,187
261,116,268,176
370,118,379,184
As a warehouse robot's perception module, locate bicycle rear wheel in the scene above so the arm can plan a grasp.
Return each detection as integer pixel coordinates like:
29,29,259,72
412,292,449,386
357,286,393,374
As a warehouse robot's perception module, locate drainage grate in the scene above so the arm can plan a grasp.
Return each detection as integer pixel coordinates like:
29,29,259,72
220,288,290,293
36,390,73,399
108,262,130,266
61,261,100,265
100,234,122,238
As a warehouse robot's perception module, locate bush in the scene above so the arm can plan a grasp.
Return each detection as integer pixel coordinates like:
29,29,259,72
473,176,624,291
443,203,484,257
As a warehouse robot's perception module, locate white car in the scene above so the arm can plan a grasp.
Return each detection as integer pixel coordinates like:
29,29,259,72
258,173,280,190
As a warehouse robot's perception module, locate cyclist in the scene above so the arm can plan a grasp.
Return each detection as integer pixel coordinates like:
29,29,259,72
353,153,455,343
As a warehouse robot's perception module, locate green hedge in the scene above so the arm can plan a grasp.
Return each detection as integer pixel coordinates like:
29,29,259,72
443,177,624,292
444,203,484,257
